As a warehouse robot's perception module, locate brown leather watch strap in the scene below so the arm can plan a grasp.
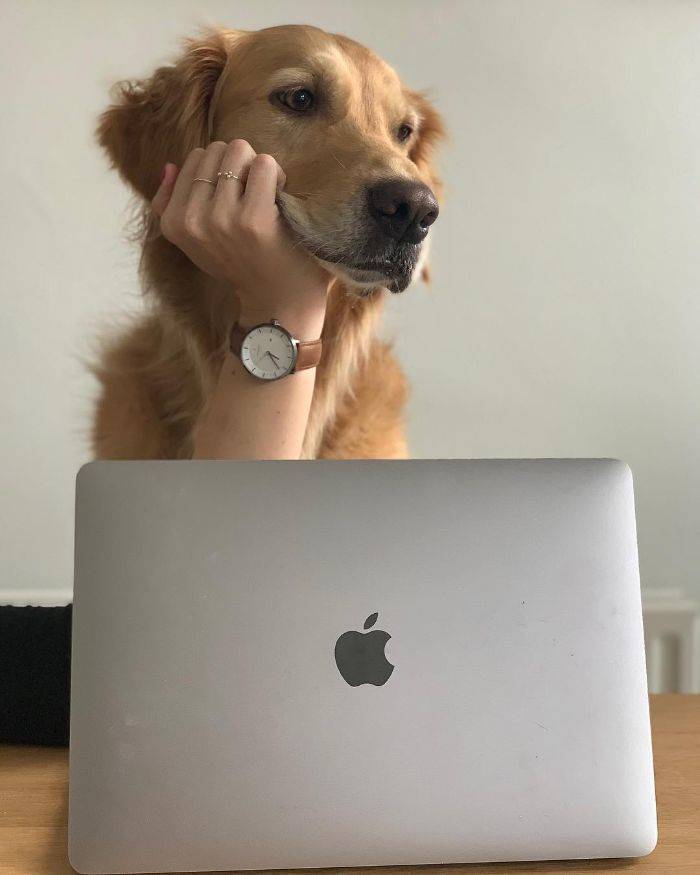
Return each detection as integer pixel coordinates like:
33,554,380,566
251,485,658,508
294,338,323,371
229,321,322,373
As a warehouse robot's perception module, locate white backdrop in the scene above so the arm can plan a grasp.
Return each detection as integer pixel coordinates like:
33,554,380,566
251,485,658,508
2,0,699,607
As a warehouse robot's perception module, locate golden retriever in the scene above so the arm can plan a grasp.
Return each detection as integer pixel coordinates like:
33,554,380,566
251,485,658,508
94,24,443,459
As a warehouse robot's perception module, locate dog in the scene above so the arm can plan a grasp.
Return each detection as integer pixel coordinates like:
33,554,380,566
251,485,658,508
94,24,443,459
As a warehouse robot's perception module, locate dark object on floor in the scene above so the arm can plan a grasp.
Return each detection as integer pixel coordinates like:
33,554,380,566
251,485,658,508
0,604,72,746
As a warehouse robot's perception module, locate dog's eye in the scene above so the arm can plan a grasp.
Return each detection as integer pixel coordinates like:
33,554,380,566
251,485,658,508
397,124,413,143
275,87,315,113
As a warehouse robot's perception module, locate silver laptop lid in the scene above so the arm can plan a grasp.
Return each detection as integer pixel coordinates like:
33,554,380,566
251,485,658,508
69,459,656,873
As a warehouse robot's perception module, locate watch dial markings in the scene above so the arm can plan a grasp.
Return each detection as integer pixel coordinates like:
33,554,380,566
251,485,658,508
240,324,295,380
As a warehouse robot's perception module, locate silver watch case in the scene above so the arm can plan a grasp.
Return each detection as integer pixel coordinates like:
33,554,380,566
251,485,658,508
240,319,298,381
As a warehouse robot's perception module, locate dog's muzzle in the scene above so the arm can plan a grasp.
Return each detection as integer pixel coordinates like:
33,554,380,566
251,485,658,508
278,177,439,293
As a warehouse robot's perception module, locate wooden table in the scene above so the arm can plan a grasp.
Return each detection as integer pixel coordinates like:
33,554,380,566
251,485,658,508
1,695,698,874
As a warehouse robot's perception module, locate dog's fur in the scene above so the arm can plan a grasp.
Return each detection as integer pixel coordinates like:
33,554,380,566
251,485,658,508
94,25,443,459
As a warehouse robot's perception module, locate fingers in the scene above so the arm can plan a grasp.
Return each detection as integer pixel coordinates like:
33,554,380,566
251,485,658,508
158,139,287,254
151,163,179,217
243,154,286,220
167,147,206,215
211,139,257,223
187,141,228,212
212,140,256,197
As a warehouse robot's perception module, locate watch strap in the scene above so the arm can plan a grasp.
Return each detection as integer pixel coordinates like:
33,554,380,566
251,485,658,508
229,321,322,373
294,338,323,371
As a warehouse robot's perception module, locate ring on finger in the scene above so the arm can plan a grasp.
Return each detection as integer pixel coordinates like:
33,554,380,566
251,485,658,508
193,177,217,185
217,170,241,181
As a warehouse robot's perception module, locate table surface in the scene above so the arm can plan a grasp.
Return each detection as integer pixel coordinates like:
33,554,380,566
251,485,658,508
1,694,698,875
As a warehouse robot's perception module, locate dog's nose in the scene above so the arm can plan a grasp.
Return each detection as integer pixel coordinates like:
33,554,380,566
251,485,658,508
368,179,439,244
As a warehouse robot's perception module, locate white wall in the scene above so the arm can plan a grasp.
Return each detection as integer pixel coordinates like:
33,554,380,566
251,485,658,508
1,0,699,605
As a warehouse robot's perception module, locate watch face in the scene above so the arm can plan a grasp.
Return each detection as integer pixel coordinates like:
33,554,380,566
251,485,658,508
240,323,296,381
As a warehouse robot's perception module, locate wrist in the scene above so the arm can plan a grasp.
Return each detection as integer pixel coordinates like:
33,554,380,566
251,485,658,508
238,294,327,340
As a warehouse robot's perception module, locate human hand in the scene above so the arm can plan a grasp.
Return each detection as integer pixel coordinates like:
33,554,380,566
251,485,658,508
152,140,331,325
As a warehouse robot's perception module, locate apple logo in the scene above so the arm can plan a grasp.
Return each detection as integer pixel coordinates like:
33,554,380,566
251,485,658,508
334,612,394,687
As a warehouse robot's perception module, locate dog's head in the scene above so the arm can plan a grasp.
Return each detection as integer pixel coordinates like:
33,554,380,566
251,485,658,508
99,25,444,294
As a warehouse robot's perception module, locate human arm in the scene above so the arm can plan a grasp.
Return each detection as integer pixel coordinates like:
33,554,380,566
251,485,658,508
152,139,331,459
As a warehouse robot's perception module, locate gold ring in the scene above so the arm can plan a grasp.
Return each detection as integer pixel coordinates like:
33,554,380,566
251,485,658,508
217,170,241,181
193,177,216,185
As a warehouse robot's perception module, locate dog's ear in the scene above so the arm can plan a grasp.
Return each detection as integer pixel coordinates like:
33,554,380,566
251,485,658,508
97,29,240,201
408,91,445,283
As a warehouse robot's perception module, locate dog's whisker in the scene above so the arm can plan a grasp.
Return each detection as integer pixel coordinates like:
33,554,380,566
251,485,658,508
330,151,348,171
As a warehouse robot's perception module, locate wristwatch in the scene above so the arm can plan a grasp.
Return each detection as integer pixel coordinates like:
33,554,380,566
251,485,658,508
229,319,323,381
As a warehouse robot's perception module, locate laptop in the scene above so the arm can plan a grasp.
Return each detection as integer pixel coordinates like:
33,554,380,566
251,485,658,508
68,459,657,873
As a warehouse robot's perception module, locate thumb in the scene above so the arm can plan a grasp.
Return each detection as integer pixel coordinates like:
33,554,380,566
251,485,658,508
152,163,179,217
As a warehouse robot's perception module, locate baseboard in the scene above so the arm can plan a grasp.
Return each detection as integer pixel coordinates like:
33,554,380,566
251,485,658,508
642,588,700,693
1,586,696,611
0,589,73,607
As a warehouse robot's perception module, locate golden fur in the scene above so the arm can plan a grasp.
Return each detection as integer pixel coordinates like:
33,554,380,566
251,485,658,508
94,25,443,459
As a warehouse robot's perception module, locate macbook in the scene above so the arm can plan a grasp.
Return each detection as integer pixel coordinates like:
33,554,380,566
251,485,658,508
69,459,656,872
